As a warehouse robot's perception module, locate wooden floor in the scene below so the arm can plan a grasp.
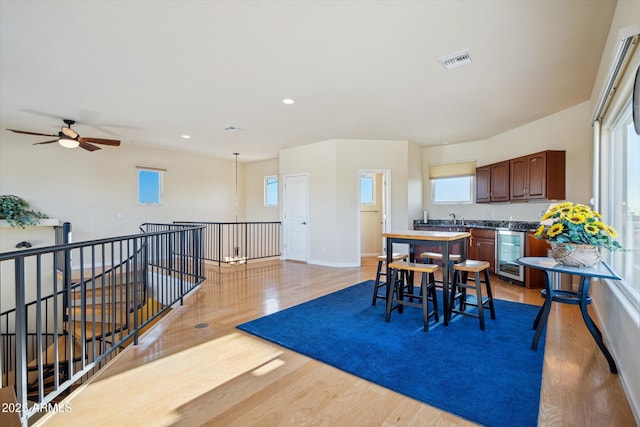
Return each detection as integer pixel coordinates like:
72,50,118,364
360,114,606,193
36,258,636,426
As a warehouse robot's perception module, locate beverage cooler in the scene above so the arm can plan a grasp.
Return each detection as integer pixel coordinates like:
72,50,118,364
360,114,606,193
496,229,525,282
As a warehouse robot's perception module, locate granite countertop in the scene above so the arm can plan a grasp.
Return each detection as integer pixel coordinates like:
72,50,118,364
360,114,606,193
413,219,539,232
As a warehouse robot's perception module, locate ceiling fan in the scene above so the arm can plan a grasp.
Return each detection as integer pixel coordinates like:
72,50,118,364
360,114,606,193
7,119,121,152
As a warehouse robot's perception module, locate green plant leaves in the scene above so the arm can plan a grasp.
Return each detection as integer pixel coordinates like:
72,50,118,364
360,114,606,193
0,195,48,228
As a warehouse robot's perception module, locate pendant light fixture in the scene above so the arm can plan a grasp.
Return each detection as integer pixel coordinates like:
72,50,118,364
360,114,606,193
233,152,239,223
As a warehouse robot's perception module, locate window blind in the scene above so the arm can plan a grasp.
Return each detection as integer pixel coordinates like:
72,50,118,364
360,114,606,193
428,160,476,179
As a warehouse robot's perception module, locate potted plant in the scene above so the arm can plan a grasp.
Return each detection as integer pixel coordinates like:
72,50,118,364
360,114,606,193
534,202,622,267
0,195,48,228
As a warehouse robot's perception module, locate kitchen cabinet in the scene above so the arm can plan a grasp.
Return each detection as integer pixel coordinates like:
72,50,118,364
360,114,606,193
476,165,491,202
510,150,565,201
467,228,496,273
476,161,509,203
524,232,550,289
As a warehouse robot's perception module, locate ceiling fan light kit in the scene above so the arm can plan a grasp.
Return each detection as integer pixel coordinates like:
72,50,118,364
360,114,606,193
58,137,79,148
6,118,121,152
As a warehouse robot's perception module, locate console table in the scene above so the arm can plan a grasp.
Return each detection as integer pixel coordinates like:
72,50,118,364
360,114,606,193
517,256,621,373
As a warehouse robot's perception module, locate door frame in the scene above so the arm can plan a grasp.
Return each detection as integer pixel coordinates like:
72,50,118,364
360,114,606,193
357,169,391,260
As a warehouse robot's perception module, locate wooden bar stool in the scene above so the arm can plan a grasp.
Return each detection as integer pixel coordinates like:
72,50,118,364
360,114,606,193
384,261,439,331
372,253,408,306
449,260,496,330
420,251,461,289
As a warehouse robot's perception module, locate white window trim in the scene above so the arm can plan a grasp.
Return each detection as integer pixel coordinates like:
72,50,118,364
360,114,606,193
264,175,278,207
605,100,640,309
137,167,164,205
360,173,376,206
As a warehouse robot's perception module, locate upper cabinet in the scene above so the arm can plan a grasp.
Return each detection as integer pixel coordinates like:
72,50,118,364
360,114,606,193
510,151,565,201
476,161,510,203
477,150,565,203
475,165,491,203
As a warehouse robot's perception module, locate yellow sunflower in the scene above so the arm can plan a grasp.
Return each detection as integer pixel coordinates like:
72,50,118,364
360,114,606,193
605,225,619,238
559,206,573,215
566,212,586,224
541,211,555,221
584,224,599,235
554,202,573,210
547,223,564,237
534,225,546,238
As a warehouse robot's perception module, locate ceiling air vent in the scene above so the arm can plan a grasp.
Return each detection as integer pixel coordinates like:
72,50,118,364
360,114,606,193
438,50,472,70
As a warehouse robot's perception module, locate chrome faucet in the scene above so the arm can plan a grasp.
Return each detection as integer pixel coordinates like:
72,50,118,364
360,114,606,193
450,213,456,224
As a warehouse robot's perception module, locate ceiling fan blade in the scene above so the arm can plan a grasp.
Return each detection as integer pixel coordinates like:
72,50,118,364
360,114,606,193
78,137,120,146
33,139,59,145
79,141,101,152
7,129,58,137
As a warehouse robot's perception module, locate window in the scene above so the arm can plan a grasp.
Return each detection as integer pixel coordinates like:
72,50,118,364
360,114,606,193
428,160,475,203
608,102,639,301
138,168,163,204
360,174,375,205
431,176,473,203
265,176,278,206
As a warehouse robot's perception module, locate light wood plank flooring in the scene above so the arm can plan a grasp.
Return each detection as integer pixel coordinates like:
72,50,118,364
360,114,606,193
36,258,636,426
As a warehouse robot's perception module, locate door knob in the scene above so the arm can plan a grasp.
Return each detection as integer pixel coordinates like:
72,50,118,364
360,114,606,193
301,221,307,225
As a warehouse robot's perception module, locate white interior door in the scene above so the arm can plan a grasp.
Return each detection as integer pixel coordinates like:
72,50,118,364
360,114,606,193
283,174,308,262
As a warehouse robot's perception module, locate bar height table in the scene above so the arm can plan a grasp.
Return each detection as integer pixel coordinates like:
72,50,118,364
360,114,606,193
383,230,470,326
516,256,621,373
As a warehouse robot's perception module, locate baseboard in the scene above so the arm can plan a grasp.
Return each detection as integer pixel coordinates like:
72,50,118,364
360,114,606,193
307,259,360,268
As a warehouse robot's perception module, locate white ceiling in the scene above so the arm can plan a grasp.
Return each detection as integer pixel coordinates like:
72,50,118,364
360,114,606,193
0,0,617,162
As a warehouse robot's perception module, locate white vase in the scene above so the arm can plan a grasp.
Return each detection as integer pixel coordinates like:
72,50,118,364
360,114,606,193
550,242,601,267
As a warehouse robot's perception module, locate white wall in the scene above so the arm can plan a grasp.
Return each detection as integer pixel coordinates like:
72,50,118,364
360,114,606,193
0,136,242,243
407,141,423,225
280,140,338,264
280,139,417,266
244,158,279,222
422,101,592,222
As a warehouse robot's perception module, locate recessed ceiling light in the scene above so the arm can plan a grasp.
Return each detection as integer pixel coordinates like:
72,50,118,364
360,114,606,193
181,134,191,139
282,98,295,105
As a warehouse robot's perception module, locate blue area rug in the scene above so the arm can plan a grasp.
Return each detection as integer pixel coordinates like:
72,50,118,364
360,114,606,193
237,280,545,427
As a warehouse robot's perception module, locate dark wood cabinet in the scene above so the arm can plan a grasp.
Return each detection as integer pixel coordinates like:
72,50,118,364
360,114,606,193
490,160,510,202
510,151,565,201
476,165,491,203
476,161,509,203
524,232,551,288
467,228,496,273
476,150,565,204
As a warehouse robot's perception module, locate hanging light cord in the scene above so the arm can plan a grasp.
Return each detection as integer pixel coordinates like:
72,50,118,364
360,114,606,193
233,153,239,257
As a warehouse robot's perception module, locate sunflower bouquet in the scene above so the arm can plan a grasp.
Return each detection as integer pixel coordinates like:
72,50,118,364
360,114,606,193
534,202,622,251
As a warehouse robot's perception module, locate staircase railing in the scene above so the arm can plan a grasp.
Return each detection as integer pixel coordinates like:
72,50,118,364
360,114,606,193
0,224,205,424
172,221,281,266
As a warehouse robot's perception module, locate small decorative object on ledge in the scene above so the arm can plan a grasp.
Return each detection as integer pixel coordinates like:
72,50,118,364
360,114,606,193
534,202,622,267
0,195,48,228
